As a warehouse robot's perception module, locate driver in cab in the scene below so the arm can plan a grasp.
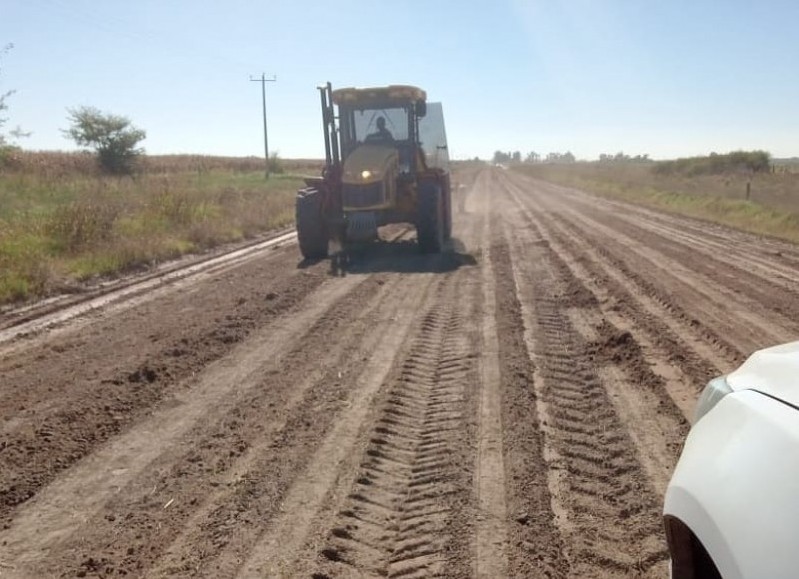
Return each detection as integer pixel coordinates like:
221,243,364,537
365,116,394,142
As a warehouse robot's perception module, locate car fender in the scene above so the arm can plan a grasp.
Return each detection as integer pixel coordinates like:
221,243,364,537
664,390,799,579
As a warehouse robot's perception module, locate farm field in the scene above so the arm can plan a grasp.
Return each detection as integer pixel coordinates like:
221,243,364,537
1,166,797,577
0,152,318,304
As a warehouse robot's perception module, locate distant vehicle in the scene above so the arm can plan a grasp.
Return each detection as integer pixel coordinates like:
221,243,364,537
295,83,452,259
664,341,799,579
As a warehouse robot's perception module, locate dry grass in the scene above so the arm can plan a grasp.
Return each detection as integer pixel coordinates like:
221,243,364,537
1,150,322,178
515,162,799,244
0,151,321,304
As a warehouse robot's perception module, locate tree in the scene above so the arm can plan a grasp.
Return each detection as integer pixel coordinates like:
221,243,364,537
0,84,9,147
493,150,511,165
0,44,13,146
64,106,146,174
0,43,28,152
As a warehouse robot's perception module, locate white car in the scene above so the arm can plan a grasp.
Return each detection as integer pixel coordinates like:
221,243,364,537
664,341,799,579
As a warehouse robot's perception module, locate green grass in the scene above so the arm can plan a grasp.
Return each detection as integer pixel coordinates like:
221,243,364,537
0,161,306,304
514,163,799,244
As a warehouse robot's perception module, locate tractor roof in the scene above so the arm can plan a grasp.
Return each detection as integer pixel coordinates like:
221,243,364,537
332,85,427,107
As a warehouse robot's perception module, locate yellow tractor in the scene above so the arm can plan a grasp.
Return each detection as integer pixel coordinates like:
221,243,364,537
296,83,452,258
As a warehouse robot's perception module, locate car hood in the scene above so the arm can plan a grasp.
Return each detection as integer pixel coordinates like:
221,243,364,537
727,341,799,407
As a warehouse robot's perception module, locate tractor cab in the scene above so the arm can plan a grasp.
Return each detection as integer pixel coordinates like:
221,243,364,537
334,86,426,177
332,86,429,230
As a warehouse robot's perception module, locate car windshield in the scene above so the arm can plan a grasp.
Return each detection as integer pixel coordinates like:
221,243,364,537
352,108,409,142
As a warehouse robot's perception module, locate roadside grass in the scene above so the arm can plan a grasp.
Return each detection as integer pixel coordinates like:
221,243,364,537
0,152,319,305
514,163,799,244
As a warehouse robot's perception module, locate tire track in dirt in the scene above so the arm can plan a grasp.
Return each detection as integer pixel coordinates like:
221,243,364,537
564,197,799,334
499,174,725,418
235,271,443,578
500,179,691,489
554,212,747,363
525,176,799,260
278,177,489,579
545,228,705,421
493,175,669,576
519,177,796,354
488,228,568,578
618,213,799,290
473,177,509,579
539,180,799,291
502,173,745,370
562,210,792,350
311,277,475,578
462,169,567,578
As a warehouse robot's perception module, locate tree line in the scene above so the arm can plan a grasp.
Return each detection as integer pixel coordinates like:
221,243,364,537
492,150,577,165
653,151,771,176
492,150,654,165
490,147,771,175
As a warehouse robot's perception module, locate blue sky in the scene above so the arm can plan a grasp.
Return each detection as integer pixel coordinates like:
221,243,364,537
3,0,798,160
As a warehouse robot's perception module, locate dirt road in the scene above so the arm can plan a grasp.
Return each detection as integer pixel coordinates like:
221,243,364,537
2,167,797,578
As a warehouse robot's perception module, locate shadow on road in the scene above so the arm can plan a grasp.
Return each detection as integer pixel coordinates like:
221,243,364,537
297,238,477,276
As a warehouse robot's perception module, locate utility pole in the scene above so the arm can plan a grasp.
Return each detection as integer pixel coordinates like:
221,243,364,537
249,73,276,179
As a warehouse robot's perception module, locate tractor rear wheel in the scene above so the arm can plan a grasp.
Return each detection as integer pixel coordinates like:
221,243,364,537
296,187,329,259
417,182,444,254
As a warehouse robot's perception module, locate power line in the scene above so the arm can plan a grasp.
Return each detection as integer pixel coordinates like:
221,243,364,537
41,0,257,71
249,73,276,179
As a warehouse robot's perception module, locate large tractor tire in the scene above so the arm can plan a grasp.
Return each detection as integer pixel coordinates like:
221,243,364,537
416,182,444,254
296,187,329,259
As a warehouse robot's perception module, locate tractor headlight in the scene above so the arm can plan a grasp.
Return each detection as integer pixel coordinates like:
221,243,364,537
359,169,381,181
694,376,732,424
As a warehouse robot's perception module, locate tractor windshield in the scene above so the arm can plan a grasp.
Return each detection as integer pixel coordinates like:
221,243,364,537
353,108,409,142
